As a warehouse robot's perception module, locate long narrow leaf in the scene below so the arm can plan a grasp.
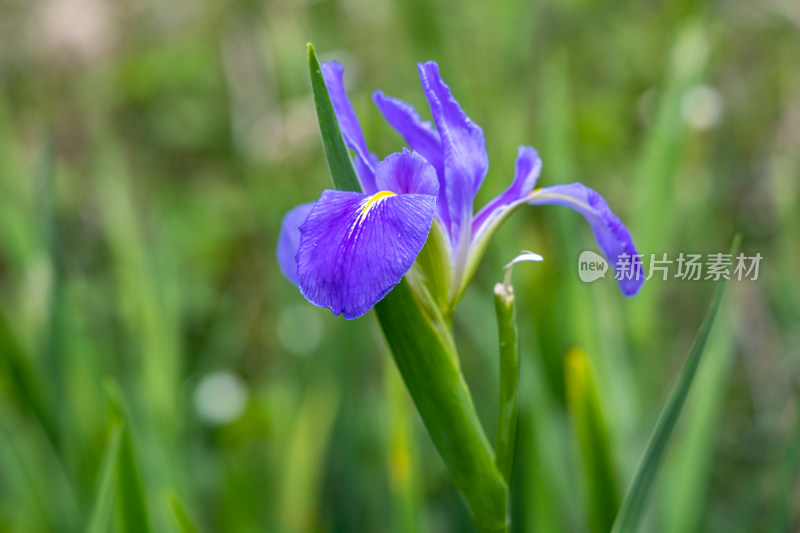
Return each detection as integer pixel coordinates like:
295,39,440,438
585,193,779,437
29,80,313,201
660,301,735,533
105,380,152,533
517,342,570,533
611,235,741,533
0,310,55,442
166,490,200,533
277,380,340,533
565,348,619,533
631,20,711,253
0,402,80,533
307,43,362,193
86,423,124,533
628,19,713,346
386,361,421,533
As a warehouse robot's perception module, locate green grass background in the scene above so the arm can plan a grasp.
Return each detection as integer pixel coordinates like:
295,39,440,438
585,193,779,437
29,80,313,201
0,0,798,531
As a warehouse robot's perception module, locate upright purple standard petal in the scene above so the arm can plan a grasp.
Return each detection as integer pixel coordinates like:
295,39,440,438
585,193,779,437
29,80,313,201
372,91,449,229
375,149,438,197
472,146,542,235
296,190,437,319
277,202,315,286
372,91,443,176
528,184,644,296
321,61,378,193
418,62,488,249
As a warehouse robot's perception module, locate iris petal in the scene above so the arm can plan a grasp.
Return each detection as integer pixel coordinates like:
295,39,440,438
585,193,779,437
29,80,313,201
277,202,315,286
372,90,449,229
297,190,437,319
372,91,443,174
375,149,438,197
321,61,378,193
418,62,488,249
472,146,542,235
528,184,644,296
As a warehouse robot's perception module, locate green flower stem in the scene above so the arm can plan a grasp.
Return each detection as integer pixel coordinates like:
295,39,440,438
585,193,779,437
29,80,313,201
375,282,509,533
493,282,519,485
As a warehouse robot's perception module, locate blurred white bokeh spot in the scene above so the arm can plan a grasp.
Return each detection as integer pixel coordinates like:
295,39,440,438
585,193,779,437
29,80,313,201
681,85,725,131
276,304,323,356
37,0,116,63
193,371,249,426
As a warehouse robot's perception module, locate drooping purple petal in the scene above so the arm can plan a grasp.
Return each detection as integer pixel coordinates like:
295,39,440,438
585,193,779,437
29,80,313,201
418,61,488,249
528,183,644,296
277,202,315,286
296,190,437,319
321,61,377,194
472,146,542,235
372,90,449,230
375,149,438,197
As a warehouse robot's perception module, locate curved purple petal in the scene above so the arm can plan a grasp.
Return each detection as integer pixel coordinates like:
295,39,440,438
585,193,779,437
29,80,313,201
528,184,644,296
372,91,442,174
372,90,449,229
472,146,541,235
277,202,315,286
321,61,377,194
297,190,437,319
418,62,488,248
375,149,438,197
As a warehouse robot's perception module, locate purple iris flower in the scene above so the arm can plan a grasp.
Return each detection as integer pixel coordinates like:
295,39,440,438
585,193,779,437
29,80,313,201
278,60,643,319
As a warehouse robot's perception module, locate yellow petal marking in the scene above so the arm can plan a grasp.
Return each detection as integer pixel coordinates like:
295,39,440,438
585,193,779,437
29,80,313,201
361,190,397,217
528,188,592,212
348,191,397,239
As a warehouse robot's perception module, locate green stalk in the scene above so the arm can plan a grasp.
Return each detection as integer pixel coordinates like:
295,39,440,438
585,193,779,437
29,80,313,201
376,282,509,532
493,282,519,484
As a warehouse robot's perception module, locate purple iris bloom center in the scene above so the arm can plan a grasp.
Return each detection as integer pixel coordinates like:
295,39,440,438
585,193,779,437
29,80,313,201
278,60,643,319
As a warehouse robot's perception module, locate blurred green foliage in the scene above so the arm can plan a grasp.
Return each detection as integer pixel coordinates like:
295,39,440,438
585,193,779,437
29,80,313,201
0,0,798,531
